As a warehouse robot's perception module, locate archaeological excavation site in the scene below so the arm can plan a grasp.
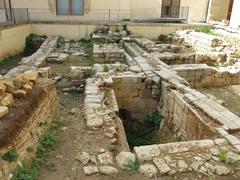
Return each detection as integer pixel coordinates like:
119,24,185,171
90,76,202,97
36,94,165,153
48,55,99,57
1,23,240,180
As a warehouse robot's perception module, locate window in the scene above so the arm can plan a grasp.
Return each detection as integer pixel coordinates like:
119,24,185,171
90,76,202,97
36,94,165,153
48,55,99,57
57,0,84,15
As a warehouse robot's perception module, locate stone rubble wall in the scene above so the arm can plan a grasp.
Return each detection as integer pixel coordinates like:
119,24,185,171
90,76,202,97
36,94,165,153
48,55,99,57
0,79,59,178
93,44,125,63
5,36,59,78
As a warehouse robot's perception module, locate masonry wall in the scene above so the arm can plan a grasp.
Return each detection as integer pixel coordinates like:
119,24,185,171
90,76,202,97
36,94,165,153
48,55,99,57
112,75,158,121
0,79,59,178
161,82,218,140
10,0,209,22
0,24,32,61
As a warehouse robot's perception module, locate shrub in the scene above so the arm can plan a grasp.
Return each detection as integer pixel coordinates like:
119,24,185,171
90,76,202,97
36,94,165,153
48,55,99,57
144,111,163,129
2,149,19,162
158,34,167,42
24,33,47,56
26,147,33,153
218,151,227,162
103,64,109,72
123,160,139,173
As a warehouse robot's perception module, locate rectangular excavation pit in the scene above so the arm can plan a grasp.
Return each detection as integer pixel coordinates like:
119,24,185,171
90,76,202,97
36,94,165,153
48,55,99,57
111,74,220,150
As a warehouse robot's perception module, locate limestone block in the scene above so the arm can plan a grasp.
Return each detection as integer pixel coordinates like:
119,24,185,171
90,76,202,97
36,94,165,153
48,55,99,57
12,89,27,99
0,106,8,118
23,71,38,83
153,157,171,175
134,145,160,162
0,81,6,97
139,164,158,178
83,165,99,175
99,166,118,175
23,84,33,93
0,93,14,107
98,152,114,165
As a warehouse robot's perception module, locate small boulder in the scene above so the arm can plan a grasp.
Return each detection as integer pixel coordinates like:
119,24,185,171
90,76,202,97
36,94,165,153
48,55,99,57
83,165,99,175
23,71,38,83
0,93,14,107
139,164,158,178
75,152,90,165
12,90,27,99
98,152,114,165
116,152,136,169
13,75,27,89
215,165,230,175
22,84,33,93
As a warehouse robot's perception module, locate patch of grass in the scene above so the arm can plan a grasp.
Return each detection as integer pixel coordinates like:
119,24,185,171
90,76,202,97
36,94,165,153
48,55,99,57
0,54,23,71
203,85,210,89
218,150,227,162
196,27,216,35
2,149,19,162
26,147,33,153
123,160,139,174
12,119,59,179
51,118,64,130
103,64,109,72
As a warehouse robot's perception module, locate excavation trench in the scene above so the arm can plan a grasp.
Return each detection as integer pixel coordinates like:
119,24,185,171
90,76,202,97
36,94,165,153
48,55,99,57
112,76,177,150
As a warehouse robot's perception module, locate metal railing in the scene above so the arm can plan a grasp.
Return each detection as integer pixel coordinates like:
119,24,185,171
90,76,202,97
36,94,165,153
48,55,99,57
0,7,189,25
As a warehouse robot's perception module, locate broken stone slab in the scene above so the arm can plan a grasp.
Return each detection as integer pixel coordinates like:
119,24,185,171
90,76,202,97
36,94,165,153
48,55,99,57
116,152,136,169
226,152,240,164
99,166,118,175
139,164,158,178
153,157,171,175
83,165,99,175
0,106,8,118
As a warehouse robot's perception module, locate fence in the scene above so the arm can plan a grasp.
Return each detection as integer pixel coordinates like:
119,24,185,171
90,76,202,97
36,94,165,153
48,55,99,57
0,7,189,25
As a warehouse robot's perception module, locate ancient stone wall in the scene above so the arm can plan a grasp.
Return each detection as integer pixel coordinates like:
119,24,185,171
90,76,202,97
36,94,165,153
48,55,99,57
112,75,158,121
0,79,59,178
172,64,240,88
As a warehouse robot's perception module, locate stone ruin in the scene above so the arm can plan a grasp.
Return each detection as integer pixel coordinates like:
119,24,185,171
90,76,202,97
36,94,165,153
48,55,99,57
1,26,240,179
80,28,240,178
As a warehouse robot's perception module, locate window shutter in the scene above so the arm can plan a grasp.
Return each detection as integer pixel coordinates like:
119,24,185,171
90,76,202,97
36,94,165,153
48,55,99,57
84,0,91,13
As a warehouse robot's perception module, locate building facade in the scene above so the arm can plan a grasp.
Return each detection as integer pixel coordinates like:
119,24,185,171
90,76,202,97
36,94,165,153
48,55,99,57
0,0,210,23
